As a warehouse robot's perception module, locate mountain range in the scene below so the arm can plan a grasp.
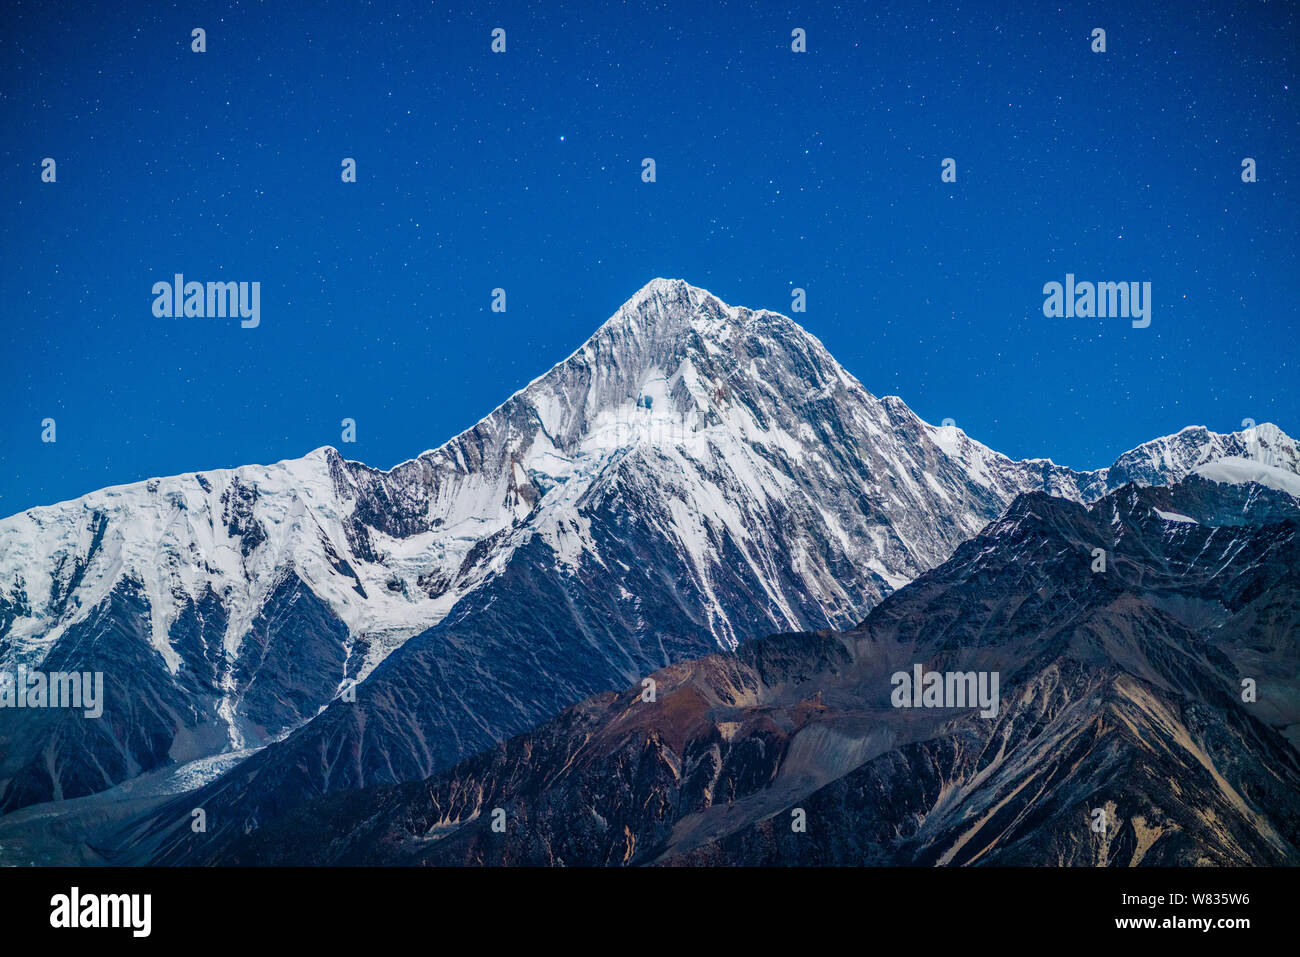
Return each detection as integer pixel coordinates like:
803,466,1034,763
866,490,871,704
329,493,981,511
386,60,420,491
0,278,1296,865
200,475,1300,866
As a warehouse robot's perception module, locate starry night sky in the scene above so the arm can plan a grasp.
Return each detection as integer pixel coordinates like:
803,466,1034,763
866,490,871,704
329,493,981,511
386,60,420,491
2,0,1296,513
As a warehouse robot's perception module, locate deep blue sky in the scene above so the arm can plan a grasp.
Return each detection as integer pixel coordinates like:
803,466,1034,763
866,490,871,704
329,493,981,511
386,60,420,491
2,0,1296,513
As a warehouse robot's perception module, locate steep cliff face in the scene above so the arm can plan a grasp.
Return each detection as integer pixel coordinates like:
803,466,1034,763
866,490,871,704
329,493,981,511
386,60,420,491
193,476,1300,867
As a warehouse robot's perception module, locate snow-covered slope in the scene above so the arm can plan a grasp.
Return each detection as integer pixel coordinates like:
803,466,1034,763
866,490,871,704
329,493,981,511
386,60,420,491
0,450,473,691
1,278,1295,813
1195,456,1300,498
